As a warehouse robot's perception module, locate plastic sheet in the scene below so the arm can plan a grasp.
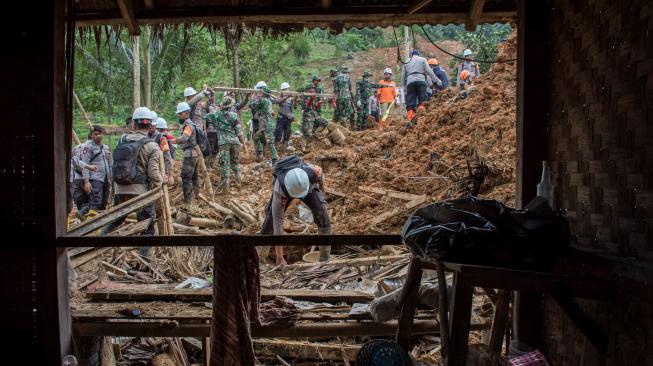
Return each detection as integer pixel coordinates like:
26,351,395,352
402,196,569,266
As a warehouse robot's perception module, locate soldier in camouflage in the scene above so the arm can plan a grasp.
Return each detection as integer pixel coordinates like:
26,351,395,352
334,66,355,128
208,96,246,191
355,70,389,130
300,84,329,140
253,87,278,164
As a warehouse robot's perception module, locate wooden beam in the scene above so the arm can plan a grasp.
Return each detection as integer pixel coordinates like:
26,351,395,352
66,188,162,237
465,0,485,31
550,290,608,355
320,0,331,10
57,234,403,248
115,0,140,35
407,0,433,14
254,339,360,362
75,10,516,28
70,247,112,268
143,0,154,10
284,254,406,270
85,287,374,303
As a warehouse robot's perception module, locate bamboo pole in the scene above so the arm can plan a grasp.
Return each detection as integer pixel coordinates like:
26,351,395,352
210,86,334,99
194,146,213,197
73,90,94,128
158,151,174,235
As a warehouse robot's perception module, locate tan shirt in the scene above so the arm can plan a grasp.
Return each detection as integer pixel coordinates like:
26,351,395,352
113,131,163,195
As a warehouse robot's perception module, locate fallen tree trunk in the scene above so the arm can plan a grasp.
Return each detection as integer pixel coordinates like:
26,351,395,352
189,216,221,229
194,146,213,197
198,194,232,216
228,201,256,226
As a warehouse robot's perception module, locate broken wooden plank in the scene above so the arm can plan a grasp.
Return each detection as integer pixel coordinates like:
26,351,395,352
100,261,128,276
285,254,406,270
254,339,361,362
71,247,112,268
67,188,162,237
324,187,346,198
172,223,211,235
85,287,374,303
359,185,425,202
198,194,233,215
109,218,152,237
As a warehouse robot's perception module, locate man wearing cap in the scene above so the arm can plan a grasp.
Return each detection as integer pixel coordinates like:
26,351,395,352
184,85,211,131
355,70,389,130
333,67,355,127
300,84,329,140
400,50,441,122
248,81,267,156
457,49,480,89
211,96,246,190
103,107,162,245
260,155,331,265
253,86,278,164
273,82,295,155
176,102,201,204
79,125,112,219
377,68,397,118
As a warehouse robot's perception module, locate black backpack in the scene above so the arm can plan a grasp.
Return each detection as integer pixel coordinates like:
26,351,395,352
273,155,304,178
112,135,150,185
193,124,208,153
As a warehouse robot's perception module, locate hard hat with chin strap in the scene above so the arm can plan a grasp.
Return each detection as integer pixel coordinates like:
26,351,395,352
463,49,473,57
280,82,290,90
383,68,393,74
183,87,198,97
149,110,158,124
284,168,310,198
176,102,191,114
255,81,267,89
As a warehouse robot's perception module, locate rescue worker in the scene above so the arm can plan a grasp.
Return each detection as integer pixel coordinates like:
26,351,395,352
300,84,329,139
377,68,397,119
125,116,134,132
355,70,390,130
260,155,331,265
214,96,246,190
309,75,324,95
253,86,278,164
103,107,162,254
248,81,267,157
70,132,97,219
184,85,211,131
273,82,295,155
369,94,380,126
333,67,355,127
176,102,201,204
400,50,441,122
204,96,221,169
428,58,450,91
149,115,175,185
456,49,480,89
80,125,112,219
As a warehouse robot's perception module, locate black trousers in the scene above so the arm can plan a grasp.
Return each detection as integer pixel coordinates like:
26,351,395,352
260,188,331,234
405,81,428,111
275,116,293,144
103,193,156,236
181,155,199,202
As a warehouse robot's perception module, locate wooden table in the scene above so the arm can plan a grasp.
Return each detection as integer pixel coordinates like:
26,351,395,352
395,255,612,366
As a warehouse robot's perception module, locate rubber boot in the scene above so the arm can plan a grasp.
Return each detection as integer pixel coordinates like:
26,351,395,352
417,104,426,113
318,227,331,262
86,209,99,220
407,109,416,122
234,171,242,186
256,151,264,162
182,185,194,205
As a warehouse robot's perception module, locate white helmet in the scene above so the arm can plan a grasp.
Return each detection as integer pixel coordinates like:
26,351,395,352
156,118,168,129
149,110,158,121
383,68,393,74
254,81,267,89
176,102,191,114
463,49,473,57
280,82,290,90
183,87,198,97
132,106,151,120
284,168,310,198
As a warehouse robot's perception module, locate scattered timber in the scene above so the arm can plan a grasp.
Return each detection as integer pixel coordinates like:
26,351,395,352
210,86,334,99
254,339,361,362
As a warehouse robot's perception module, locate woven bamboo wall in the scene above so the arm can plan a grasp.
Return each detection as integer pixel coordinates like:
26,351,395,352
543,0,653,364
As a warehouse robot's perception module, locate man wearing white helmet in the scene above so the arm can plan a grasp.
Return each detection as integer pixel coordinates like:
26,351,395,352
247,81,268,156
103,107,162,248
377,67,397,120
148,112,174,185
260,155,331,265
272,82,295,155
456,49,480,89
184,84,211,131
176,101,205,204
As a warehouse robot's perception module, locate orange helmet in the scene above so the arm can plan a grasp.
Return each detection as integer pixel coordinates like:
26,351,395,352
428,58,438,65
460,70,471,81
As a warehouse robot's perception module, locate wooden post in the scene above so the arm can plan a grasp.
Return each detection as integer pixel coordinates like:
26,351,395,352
489,290,511,354
395,256,423,350
157,151,174,235
446,272,474,366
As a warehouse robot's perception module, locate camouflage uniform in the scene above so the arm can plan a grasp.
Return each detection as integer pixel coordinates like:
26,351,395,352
355,74,386,130
301,83,328,138
254,95,278,162
210,110,243,181
187,91,209,131
248,96,261,151
334,72,355,127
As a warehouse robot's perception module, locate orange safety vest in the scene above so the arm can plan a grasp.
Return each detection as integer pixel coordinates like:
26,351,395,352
377,80,397,104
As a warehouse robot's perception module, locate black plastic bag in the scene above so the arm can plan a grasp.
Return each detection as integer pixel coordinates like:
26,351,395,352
401,196,569,267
